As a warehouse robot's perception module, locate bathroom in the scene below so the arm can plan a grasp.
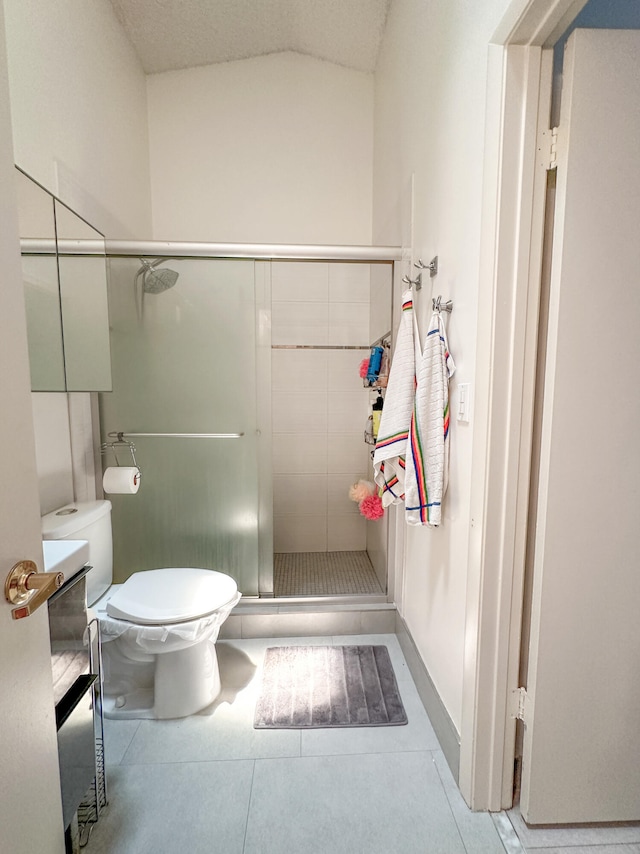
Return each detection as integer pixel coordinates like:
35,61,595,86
3,1,480,846
6,0,640,851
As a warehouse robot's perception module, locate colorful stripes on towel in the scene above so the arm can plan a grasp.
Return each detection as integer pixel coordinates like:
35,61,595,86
373,290,417,508
377,460,406,502
375,430,409,451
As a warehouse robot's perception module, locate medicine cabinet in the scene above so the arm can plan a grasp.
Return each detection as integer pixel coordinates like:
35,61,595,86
16,167,112,391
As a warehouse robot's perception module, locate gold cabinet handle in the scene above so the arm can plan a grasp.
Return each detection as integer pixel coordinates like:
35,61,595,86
5,560,64,620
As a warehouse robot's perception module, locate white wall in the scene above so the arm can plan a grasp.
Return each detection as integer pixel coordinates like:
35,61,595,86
147,52,373,244
271,262,372,553
3,0,153,515
3,0,152,239
373,0,510,732
30,394,73,514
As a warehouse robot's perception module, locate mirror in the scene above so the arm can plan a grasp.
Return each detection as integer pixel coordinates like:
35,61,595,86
16,168,112,392
55,201,112,390
16,170,66,390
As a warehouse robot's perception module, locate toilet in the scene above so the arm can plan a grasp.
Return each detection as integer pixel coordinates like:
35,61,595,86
42,500,241,720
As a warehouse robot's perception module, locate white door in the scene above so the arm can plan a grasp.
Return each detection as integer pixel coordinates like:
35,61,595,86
521,28,640,824
0,10,65,853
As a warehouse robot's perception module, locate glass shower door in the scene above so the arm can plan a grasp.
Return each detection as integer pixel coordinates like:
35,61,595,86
100,258,262,596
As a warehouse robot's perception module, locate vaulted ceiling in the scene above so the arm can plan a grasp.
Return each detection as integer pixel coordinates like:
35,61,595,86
109,0,392,74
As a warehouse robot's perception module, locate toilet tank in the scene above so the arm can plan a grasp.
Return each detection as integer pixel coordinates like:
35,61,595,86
42,500,113,607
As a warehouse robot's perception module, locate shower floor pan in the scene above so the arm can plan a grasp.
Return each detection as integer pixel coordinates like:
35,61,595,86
274,551,384,598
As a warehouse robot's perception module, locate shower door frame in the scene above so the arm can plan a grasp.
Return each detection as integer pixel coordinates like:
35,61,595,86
103,240,402,601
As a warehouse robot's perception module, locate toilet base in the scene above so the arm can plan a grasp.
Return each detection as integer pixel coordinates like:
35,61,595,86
102,636,222,720
102,689,155,720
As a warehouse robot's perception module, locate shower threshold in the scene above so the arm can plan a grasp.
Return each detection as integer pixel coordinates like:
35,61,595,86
226,554,392,637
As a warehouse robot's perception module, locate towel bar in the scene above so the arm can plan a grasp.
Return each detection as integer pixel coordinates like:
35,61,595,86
107,431,244,440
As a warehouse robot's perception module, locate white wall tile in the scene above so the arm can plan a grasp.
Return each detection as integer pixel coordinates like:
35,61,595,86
328,514,367,550
274,516,327,552
328,390,369,434
328,473,364,515
273,434,327,474
270,260,376,558
272,392,327,434
370,263,393,344
329,263,371,303
273,474,327,516
272,349,328,392
328,302,369,346
328,432,370,474
272,301,329,346
327,349,368,391
271,261,329,302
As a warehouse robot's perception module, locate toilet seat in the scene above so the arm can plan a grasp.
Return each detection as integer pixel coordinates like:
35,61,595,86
106,567,238,625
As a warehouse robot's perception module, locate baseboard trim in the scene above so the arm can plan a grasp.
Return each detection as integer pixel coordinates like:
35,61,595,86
395,613,461,783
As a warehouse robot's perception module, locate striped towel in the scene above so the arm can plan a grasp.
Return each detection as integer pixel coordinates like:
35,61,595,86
373,291,416,507
405,311,456,527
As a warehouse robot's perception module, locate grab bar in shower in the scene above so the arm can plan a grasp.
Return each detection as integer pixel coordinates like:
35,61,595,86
108,431,245,440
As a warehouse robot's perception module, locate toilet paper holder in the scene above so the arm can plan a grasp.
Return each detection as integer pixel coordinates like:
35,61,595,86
100,437,142,478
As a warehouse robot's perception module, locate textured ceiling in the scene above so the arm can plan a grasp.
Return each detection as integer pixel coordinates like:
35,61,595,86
109,0,392,74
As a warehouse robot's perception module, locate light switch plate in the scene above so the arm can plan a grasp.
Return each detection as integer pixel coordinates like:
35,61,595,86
456,383,471,423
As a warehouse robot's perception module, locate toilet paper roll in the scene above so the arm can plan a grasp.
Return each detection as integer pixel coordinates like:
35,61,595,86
102,466,141,494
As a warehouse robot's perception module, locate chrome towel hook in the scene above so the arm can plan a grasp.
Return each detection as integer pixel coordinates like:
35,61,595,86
402,272,422,290
415,256,438,278
432,295,453,314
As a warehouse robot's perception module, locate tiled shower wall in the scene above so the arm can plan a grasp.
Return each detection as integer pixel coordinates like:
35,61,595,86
271,262,372,552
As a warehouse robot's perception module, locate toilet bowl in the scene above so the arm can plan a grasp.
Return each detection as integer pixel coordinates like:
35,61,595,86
96,567,240,718
42,501,241,720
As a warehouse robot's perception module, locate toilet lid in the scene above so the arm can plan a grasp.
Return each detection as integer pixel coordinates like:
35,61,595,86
106,568,238,625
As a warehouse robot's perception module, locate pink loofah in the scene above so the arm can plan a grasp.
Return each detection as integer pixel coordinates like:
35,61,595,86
348,480,375,502
359,493,384,520
359,358,370,378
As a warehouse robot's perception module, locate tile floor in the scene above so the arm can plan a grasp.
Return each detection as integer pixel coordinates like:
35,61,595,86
84,634,640,854
273,552,384,596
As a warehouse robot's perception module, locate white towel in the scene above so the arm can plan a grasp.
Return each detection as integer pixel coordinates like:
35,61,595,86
373,291,416,506
405,311,456,527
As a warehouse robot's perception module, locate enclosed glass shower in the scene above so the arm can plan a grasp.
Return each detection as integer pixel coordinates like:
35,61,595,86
100,247,395,599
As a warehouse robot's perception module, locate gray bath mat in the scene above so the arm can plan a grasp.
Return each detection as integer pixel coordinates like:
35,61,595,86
254,645,407,729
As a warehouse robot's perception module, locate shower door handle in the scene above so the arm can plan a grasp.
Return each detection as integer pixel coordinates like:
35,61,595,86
108,431,245,439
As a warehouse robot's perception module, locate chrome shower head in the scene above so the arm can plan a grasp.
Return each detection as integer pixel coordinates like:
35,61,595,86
143,266,179,294
134,258,179,322
136,258,179,294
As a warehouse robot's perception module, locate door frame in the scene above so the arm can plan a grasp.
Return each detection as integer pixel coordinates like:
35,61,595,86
459,0,588,811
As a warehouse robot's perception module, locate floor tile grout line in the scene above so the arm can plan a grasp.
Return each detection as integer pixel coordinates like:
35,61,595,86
115,756,273,769
241,759,257,854
273,748,436,763
429,749,478,854
299,743,437,759
114,719,142,766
